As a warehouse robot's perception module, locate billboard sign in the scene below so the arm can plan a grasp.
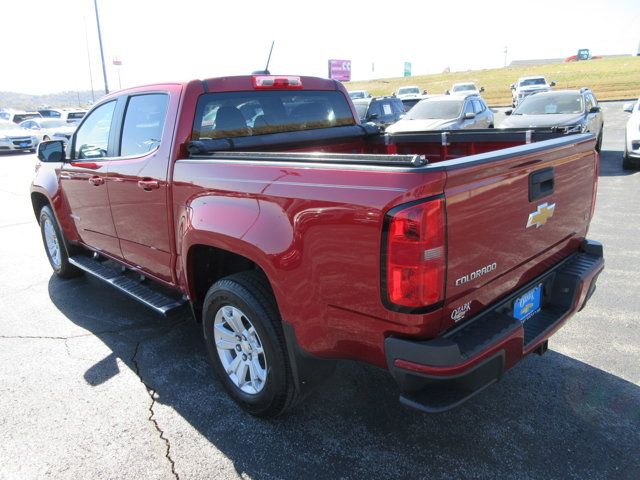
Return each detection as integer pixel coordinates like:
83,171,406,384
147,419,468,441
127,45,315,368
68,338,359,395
404,62,411,77
328,59,351,81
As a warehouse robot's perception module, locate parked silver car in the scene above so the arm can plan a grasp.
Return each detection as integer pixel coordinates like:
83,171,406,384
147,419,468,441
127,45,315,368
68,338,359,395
0,121,38,152
386,94,494,133
623,98,640,169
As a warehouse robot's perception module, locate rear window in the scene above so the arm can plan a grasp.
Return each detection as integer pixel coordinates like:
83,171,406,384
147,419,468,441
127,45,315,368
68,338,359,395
192,90,355,140
67,112,86,120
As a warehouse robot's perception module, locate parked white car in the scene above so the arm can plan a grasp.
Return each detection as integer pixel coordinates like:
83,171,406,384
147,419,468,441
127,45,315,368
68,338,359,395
623,99,640,169
0,121,38,152
0,109,42,124
19,118,76,144
394,86,422,99
510,76,556,107
447,82,484,95
38,108,87,124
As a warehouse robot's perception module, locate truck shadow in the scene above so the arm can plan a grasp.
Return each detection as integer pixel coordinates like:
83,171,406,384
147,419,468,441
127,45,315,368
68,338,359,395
48,275,640,479
599,149,637,177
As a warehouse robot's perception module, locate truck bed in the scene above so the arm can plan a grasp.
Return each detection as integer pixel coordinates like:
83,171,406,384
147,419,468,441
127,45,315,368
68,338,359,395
174,130,598,368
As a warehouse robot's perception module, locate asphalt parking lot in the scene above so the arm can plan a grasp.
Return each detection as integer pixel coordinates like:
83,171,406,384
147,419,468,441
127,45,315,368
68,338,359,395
0,101,638,480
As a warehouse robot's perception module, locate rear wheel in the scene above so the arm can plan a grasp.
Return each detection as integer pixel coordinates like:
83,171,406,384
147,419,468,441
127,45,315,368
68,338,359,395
39,205,82,278
202,271,296,417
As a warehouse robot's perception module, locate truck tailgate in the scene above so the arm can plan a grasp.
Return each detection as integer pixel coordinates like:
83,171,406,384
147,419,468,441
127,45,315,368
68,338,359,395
440,134,597,331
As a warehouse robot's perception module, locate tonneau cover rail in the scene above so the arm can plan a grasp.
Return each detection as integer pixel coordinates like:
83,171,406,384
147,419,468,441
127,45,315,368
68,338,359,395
188,151,428,167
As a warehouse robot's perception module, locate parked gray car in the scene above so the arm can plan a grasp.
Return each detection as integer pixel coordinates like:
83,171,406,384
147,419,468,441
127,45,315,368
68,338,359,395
499,88,604,151
385,94,494,133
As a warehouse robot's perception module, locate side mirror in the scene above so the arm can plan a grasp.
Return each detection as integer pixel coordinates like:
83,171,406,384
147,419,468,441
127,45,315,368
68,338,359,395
623,102,635,113
510,83,515,90
367,113,379,120
480,87,485,93
589,106,601,113
37,140,65,162
550,81,557,87
505,109,513,116
464,112,476,119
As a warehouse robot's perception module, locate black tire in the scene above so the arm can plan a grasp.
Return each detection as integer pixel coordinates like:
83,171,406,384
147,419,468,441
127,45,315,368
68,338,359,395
595,131,603,152
623,154,638,170
202,271,296,417
39,205,82,278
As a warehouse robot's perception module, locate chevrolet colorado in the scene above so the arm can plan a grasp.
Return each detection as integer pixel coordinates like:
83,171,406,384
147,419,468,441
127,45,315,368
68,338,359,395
31,74,604,417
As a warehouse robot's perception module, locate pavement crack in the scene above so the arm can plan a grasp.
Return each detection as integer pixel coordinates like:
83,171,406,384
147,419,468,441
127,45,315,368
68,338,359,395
129,321,186,480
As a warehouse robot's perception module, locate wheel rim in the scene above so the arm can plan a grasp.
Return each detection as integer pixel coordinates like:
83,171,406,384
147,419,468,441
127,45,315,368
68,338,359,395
214,305,267,394
43,217,61,269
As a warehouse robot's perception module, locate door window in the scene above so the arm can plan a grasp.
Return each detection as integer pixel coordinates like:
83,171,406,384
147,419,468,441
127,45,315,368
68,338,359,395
464,101,474,115
120,94,169,157
73,101,116,159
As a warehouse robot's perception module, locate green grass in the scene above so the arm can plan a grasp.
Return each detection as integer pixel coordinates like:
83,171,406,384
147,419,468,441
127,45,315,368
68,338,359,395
346,56,640,106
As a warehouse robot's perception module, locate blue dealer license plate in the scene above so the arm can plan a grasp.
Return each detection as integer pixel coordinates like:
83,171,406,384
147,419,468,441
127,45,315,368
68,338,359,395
513,284,542,321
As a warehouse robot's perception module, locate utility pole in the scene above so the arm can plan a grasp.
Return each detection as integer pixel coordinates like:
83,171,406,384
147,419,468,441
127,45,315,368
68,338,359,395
503,46,508,67
93,0,109,94
83,17,95,103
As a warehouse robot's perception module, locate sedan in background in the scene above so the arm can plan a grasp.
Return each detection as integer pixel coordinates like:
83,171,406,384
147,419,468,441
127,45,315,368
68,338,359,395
499,88,604,151
19,118,76,144
348,90,371,100
447,82,484,95
0,121,38,153
623,98,640,169
386,94,493,133
394,86,422,99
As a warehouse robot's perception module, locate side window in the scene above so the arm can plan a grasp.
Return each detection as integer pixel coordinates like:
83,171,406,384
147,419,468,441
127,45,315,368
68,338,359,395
392,100,405,116
73,101,116,159
464,101,474,115
472,100,483,114
367,101,382,119
585,94,595,112
120,94,169,157
22,121,33,129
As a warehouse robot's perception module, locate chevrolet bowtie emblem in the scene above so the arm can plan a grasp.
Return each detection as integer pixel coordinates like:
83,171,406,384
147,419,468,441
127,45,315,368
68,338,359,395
527,202,555,228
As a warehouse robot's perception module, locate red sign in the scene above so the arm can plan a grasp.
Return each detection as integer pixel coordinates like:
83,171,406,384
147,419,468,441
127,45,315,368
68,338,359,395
328,59,351,82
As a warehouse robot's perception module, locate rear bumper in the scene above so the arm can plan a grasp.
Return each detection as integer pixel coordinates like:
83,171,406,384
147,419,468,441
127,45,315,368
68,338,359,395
385,239,604,413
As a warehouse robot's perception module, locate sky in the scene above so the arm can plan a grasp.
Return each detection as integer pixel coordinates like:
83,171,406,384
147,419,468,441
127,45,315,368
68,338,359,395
2,0,639,95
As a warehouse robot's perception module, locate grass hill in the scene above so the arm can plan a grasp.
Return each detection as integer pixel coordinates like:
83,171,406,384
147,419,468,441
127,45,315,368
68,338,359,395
0,90,100,111
346,56,640,106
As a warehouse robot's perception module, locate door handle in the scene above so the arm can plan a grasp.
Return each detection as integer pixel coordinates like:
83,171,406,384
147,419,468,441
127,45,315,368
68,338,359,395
88,176,105,186
529,167,554,201
137,179,160,191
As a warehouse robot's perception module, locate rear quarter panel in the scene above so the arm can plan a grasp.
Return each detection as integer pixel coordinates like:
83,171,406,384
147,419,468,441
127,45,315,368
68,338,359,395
173,160,446,367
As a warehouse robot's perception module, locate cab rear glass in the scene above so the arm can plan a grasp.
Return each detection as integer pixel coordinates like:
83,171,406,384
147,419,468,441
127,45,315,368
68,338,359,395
191,90,355,140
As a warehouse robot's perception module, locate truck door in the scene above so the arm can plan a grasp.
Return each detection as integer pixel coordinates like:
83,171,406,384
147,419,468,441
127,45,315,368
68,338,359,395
60,100,122,256
106,91,175,283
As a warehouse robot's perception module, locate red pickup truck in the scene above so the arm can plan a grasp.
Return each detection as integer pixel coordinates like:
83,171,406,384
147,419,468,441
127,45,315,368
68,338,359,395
32,75,604,417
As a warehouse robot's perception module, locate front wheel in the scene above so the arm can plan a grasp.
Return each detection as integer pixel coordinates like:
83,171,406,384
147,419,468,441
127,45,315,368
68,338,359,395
595,131,603,152
39,205,81,278
202,271,297,417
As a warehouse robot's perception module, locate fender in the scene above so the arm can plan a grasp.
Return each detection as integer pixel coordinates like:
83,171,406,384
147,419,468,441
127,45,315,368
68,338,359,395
178,193,296,320
30,163,80,244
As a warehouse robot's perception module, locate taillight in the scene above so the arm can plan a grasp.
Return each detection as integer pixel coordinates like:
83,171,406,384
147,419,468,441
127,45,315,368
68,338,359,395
252,75,303,89
383,197,446,311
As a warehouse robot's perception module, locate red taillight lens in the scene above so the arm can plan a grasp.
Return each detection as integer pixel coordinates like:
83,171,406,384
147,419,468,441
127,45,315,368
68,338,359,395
385,198,445,309
252,75,303,89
